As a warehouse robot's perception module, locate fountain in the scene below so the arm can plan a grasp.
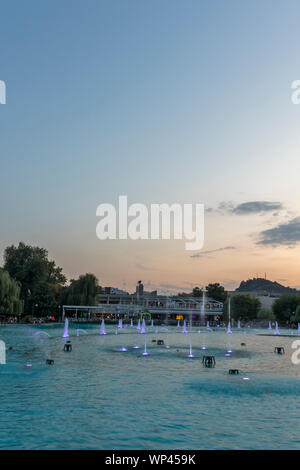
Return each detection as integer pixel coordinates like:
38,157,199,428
76,329,88,336
62,318,69,338
268,321,272,330
177,320,180,327
142,340,149,356
130,319,133,327
137,319,141,330
100,319,106,335
201,288,206,326
151,319,154,327
227,297,232,334
206,321,210,329
141,318,146,334
182,320,187,334
298,323,300,333
237,320,241,329
188,334,194,358
118,319,123,329
274,321,280,335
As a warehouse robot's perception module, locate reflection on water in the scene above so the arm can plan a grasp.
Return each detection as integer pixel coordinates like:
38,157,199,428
0,324,299,450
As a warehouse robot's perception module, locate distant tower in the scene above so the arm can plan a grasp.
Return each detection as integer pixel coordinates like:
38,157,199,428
136,280,144,299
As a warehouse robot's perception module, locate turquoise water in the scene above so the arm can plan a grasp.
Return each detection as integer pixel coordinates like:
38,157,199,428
0,323,299,450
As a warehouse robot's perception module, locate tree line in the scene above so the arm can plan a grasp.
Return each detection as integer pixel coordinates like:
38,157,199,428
0,242,100,317
1,242,300,323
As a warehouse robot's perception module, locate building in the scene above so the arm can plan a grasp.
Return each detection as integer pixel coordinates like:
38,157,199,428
96,281,223,321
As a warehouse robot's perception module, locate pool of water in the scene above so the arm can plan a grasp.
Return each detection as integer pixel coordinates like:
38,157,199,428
0,323,299,449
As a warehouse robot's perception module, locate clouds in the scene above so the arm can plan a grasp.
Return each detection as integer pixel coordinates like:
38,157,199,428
191,246,236,258
211,200,284,215
232,201,283,215
257,217,300,246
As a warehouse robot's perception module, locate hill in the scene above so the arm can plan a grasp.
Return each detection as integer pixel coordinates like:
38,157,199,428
236,277,299,295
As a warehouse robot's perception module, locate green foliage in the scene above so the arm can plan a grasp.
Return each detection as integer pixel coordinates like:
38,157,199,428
206,283,227,302
223,295,261,321
192,286,202,297
272,294,300,322
257,307,275,320
3,242,66,315
61,273,99,306
0,268,23,316
295,305,300,322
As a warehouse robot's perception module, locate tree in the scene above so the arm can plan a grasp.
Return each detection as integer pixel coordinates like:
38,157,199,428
3,242,66,315
206,283,227,302
272,294,300,322
293,305,300,322
257,307,275,321
192,287,202,297
61,273,99,306
223,295,261,321
0,268,23,316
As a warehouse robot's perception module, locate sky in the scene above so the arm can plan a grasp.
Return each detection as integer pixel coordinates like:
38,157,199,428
1,0,300,293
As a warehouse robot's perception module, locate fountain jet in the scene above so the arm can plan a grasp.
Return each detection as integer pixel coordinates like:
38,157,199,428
188,334,194,358
274,321,280,335
201,288,206,326
268,321,272,330
137,319,141,330
62,318,69,338
237,320,241,329
141,318,146,334
227,321,232,334
100,319,106,335
142,340,149,356
182,320,187,334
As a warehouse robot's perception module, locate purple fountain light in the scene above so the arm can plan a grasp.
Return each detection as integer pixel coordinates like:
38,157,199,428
62,318,69,338
100,319,106,335
141,319,146,334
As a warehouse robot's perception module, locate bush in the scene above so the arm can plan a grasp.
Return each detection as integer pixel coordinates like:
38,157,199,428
257,308,275,320
272,294,300,322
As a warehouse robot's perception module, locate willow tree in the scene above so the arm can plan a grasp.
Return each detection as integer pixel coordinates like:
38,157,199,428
3,242,66,314
0,269,23,316
61,273,99,306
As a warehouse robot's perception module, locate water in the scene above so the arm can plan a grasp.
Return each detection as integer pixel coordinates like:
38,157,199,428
100,319,106,335
201,289,206,325
0,324,299,450
62,318,69,338
141,319,146,334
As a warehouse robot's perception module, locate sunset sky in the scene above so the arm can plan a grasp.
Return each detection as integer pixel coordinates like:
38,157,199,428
1,0,300,293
